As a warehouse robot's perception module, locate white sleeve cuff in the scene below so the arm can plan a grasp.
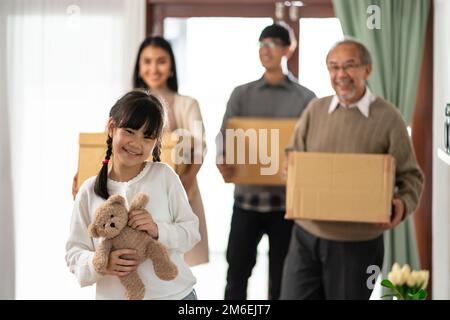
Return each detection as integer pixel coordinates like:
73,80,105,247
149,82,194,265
70,251,102,287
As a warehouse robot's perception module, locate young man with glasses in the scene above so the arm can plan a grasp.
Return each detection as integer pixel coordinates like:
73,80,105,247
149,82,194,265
280,39,424,300
216,23,316,300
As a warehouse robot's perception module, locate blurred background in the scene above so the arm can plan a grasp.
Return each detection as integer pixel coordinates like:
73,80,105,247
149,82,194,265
0,0,446,300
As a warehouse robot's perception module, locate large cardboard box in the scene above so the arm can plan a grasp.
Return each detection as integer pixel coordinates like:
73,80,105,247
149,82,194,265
285,152,395,223
77,132,187,188
225,117,297,185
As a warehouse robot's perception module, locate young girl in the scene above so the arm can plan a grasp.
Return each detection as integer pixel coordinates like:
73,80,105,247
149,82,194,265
66,90,200,300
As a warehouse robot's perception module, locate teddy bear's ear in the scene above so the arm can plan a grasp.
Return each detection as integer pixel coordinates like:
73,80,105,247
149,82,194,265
129,193,149,210
88,223,99,238
107,195,125,206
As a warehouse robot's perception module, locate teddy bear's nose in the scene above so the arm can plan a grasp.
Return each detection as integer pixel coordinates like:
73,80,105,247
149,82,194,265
110,223,116,228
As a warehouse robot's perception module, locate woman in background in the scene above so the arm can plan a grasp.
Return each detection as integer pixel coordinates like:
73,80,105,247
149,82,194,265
132,36,208,267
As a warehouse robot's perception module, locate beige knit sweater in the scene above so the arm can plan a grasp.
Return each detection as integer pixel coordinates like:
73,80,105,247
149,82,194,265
287,95,424,241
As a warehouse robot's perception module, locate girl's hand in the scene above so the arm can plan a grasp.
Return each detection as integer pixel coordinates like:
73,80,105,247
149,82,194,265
104,249,139,277
128,209,159,239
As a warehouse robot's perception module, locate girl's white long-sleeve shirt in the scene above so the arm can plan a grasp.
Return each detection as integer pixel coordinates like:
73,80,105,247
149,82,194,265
65,162,200,300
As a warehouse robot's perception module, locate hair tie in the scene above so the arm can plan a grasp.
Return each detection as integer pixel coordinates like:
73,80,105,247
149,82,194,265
102,159,109,165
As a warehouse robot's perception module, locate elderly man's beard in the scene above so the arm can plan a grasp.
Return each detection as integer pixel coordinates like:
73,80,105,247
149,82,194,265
335,78,357,104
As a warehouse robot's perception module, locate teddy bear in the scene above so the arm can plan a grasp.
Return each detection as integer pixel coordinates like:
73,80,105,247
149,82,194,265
88,193,178,300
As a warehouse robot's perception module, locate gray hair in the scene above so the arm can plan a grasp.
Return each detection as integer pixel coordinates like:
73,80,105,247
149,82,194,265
326,37,372,65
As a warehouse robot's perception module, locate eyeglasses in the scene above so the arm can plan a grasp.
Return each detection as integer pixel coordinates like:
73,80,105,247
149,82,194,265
327,63,364,73
258,40,284,49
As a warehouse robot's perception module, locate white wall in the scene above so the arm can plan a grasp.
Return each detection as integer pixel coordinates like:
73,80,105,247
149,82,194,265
432,0,450,300
3,0,145,299
0,1,15,300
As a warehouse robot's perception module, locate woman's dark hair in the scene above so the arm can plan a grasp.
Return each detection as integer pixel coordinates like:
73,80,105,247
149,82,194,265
94,90,166,199
133,36,178,93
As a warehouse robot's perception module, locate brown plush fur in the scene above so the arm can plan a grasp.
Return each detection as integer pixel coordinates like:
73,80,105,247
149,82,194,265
88,193,178,300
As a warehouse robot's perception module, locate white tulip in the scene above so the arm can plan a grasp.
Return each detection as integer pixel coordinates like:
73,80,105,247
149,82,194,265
396,273,404,285
388,263,402,285
400,265,411,285
401,264,411,274
406,271,417,287
388,271,396,284
392,262,401,274
419,270,429,289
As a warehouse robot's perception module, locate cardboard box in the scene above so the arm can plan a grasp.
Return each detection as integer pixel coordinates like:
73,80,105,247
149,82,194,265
77,132,188,188
285,152,395,223
225,117,297,185
77,133,109,189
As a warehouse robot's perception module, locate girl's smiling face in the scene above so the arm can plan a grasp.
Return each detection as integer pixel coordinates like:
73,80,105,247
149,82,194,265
109,121,156,168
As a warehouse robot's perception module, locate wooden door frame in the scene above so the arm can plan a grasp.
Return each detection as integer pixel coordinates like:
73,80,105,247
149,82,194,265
146,0,276,40
146,0,335,78
411,0,433,299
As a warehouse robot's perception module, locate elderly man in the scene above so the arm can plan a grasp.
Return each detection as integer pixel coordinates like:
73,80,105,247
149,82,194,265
280,39,424,300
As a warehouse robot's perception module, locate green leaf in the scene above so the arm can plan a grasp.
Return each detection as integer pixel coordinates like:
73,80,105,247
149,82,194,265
395,285,405,299
381,279,394,289
417,289,427,300
406,289,427,300
407,292,419,300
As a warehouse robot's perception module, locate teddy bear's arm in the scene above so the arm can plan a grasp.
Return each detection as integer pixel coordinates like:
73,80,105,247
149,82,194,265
92,239,113,274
